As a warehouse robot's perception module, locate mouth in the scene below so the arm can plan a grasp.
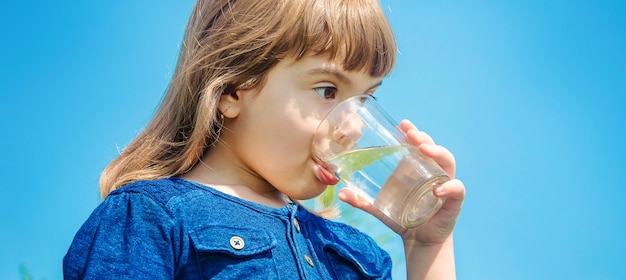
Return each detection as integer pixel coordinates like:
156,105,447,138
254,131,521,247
314,159,340,186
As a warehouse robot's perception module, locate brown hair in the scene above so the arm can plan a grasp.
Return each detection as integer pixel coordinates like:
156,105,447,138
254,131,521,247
100,0,397,197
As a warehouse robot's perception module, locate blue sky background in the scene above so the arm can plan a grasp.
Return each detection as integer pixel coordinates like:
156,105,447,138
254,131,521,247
1,0,624,279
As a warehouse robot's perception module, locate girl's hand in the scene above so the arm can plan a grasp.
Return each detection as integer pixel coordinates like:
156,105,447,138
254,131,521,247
338,119,465,246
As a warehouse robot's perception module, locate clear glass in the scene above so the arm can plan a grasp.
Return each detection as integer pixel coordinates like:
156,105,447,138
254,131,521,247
311,95,449,228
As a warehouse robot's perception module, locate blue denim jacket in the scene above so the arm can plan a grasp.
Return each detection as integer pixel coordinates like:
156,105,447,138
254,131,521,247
64,178,392,279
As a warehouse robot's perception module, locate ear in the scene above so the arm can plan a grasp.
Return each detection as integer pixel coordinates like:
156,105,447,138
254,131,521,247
218,87,241,118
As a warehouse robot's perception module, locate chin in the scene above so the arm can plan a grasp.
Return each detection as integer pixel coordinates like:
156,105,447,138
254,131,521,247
290,183,328,201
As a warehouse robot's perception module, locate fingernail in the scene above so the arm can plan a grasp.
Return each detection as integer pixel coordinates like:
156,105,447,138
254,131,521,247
435,186,445,195
338,192,346,201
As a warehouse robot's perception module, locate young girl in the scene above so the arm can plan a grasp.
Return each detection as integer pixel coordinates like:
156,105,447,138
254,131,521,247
64,0,466,279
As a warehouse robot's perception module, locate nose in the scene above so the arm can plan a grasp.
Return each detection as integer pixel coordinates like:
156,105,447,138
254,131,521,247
330,105,364,152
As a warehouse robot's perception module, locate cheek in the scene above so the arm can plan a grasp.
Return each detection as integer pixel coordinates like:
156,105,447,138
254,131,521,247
268,104,321,149
244,110,313,163
245,118,313,187
242,95,325,169
273,117,318,156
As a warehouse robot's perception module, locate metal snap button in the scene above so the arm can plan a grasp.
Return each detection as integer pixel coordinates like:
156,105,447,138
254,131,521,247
304,254,314,267
230,236,245,250
293,218,301,232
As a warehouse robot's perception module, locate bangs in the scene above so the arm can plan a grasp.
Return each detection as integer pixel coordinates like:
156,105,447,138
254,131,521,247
280,0,396,77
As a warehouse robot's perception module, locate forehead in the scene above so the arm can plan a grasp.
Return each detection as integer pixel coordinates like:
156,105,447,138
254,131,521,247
282,52,379,78
271,53,383,89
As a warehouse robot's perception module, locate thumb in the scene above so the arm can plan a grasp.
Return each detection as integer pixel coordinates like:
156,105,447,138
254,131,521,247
338,188,406,233
338,188,384,220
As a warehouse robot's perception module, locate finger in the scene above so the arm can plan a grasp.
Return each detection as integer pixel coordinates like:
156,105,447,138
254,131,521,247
399,119,416,132
433,179,466,213
418,143,456,178
338,188,377,213
400,120,435,145
406,129,435,146
338,188,406,232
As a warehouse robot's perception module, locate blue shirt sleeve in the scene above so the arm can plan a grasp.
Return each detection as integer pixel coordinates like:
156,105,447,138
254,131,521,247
63,190,179,280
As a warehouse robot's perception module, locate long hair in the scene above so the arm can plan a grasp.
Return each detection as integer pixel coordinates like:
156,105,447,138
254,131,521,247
100,0,397,197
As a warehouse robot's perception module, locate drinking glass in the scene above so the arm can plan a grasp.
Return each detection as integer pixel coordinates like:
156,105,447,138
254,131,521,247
311,95,449,228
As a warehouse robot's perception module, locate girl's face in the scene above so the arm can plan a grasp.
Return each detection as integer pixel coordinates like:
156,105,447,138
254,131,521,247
223,53,382,201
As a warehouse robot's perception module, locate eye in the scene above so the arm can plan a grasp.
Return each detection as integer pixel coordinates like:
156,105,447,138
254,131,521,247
314,86,338,100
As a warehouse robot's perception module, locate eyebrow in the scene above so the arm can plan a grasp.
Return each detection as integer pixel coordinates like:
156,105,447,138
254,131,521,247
307,68,383,90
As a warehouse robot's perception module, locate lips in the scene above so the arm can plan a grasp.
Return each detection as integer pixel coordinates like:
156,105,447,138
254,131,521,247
316,161,340,185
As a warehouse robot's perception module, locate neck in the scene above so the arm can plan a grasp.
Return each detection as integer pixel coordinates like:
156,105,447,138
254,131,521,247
181,147,290,208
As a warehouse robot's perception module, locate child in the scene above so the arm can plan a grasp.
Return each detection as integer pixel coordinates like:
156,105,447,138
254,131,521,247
63,0,466,279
